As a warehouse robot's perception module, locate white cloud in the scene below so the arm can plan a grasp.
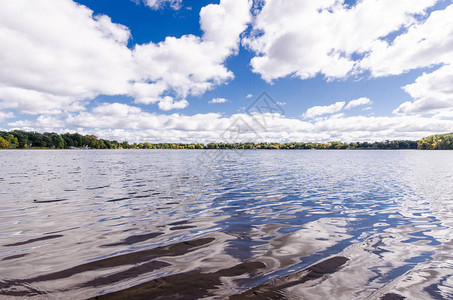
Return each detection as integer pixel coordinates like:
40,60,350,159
93,102,142,117
345,97,372,109
0,0,133,110
246,94,253,98
158,97,189,111
244,0,437,82
302,97,372,120
129,82,168,105
142,0,182,10
394,64,453,114
209,97,228,104
303,101,345,119
131,0,251,104
133,34,234,101
60,102,453,143
0,0,251,113
0,87,86,115
373,4,453,115
0,111,14,122
245,1,453,117
361,4,453,77
66,103,314,142
3,0,453,137
432,109,453,119
8,115,64,128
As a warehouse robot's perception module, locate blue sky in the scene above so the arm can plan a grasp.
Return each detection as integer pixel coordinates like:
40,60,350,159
1,0,453,142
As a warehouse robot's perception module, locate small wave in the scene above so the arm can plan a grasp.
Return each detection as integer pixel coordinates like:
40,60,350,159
4,234,63,247
33,199,68,203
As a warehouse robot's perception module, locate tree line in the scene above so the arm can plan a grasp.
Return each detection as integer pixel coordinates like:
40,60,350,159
0,130,450,150
418,132,453,150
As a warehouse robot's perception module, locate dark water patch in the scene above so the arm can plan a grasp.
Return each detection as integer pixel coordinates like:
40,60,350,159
381,293,406,299
86,185,110,190
79,260,170,288
107,195,151,202
155,207,171,210
424,277,450,299
0,282,45,297
1,237,214,286
106,197,131,203
134,194,151,199
5,234,63,247
102,232,164,247
168,220,189,226
90,261,266,300
377,265,413,284
404,252,434,264
232,256,349,299
133,184,146,188
2,253,28,261
33,199,68,203
45,226,80,235
169,225,196,231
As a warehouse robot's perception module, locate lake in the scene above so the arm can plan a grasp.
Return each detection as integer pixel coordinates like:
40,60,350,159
1,150,452,299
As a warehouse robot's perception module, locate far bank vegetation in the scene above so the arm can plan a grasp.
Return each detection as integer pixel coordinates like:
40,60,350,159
1,130,451,150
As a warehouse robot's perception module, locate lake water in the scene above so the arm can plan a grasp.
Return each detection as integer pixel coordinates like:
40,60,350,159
1,150,452,299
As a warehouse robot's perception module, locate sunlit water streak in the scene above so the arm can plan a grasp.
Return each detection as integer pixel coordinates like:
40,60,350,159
0,149,452,299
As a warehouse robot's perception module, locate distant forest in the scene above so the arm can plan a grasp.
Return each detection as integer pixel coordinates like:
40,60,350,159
0,130,452,150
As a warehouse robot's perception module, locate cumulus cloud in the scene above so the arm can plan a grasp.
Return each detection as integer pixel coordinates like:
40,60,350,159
345,97,372,109
0,0,251,113
8,115,64,128
132,0,251,103
361,4,453,77
158,97,189,111
303,101,345,119
0,0,133,113
0,111,14,122
303,97,372,119
3,0,453,139
245,0,453,116
58,102,453,143
244,0,437,82
132,34,234,101
394,64,453,114
0,87,87,115
209,98,228,104
376,4,453,115
141,0,182,10
246,94,253,99
432,109,453,119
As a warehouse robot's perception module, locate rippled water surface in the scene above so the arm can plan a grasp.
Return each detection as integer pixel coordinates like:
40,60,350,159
1,149,453,299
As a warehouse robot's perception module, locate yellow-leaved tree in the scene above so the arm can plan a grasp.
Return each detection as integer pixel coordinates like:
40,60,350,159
0,137,9,148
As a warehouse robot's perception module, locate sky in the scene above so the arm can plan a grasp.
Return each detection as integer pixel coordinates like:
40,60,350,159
1,0,453,143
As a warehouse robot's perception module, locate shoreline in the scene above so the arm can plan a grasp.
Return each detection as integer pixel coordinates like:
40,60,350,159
0,148,440,151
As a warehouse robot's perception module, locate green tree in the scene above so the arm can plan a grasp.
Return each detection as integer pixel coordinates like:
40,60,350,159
0,137,9,148
6,134,19,148
10,131,28,147
50,133,65,149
